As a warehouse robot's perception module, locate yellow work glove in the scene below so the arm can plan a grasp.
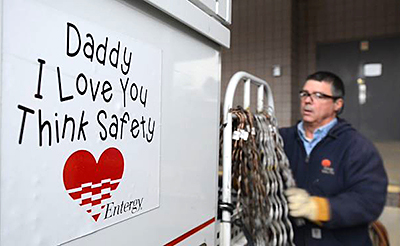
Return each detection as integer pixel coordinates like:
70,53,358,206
285,188,330,222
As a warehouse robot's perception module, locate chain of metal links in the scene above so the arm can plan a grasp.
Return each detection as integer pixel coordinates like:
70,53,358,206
227,106,296,246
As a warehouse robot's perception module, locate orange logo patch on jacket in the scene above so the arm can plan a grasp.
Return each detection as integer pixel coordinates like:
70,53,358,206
321,159,335,175
321,159,331,167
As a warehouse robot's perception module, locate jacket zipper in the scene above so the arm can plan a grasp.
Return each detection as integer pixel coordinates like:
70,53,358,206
301,136,329,192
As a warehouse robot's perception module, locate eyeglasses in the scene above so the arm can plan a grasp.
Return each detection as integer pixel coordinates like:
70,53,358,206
299,90,340,100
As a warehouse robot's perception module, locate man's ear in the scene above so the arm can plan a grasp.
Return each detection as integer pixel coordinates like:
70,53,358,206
334,98,344,113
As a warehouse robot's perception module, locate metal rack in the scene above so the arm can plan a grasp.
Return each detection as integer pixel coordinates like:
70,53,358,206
220,71,276,246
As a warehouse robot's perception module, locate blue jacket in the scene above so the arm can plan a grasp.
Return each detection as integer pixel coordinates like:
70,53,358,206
280,118,388,246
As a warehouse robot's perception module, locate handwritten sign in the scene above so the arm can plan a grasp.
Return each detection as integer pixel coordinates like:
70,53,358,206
2,1,162,245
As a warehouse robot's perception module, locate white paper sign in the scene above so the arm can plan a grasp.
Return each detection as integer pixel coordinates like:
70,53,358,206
1,0,162,245
363,63,383,77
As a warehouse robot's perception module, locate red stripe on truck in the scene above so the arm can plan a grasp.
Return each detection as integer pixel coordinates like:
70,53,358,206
164,217,216,246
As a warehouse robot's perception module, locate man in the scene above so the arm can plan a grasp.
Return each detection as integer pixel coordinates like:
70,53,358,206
280,71,388,245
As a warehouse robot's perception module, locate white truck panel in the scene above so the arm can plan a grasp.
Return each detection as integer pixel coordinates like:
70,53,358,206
0,0,224,245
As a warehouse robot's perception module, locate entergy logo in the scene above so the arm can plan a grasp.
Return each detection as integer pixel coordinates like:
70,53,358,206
321,159,335,175
63,147,124,221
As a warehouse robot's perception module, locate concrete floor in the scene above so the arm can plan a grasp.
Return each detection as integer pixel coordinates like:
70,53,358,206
374,141,400,246
379,207,400,246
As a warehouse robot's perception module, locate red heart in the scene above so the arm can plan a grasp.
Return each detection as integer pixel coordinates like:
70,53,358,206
63,147,124,221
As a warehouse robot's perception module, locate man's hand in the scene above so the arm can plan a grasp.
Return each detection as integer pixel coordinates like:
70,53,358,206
285,188,330,222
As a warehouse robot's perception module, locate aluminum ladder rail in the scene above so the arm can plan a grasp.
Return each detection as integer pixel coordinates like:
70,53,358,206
221,71,275,246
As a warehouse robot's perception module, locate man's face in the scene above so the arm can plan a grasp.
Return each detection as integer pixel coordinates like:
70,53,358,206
300,80,342,127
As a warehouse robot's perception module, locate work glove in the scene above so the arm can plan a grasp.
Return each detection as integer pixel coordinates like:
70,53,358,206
285,188,330,222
